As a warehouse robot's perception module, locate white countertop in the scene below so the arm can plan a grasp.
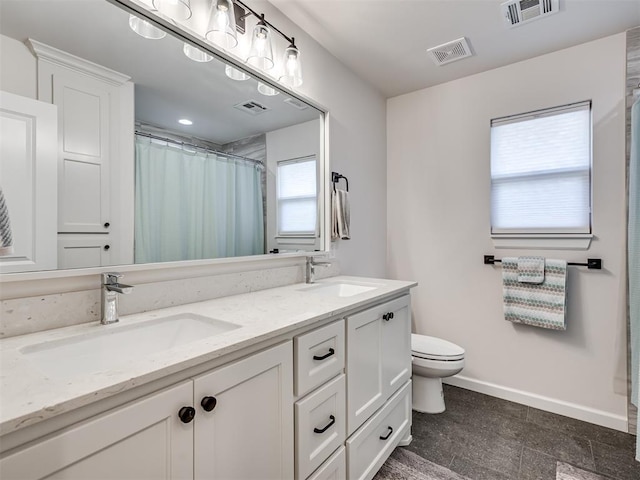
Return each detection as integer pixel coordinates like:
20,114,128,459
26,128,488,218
0,276,415,437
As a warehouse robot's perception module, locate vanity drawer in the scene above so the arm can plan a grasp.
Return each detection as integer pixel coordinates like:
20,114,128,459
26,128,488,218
306,446,346,480
296,374,346,480
295,319,345,397
346,380,411,480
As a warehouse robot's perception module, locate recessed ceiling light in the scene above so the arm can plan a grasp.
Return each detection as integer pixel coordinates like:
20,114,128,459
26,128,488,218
178,118,193,125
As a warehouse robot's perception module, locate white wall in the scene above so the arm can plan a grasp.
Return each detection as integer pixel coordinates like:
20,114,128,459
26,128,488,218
387,33,628,429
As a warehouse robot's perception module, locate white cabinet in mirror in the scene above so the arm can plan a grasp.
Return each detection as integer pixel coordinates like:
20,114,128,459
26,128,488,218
0,0,326,274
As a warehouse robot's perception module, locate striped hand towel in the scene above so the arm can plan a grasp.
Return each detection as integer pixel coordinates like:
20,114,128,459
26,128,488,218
503,257,567,330
0,186,13,256
517,256,545,284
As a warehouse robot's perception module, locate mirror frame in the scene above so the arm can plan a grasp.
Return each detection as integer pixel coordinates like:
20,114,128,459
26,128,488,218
0,0,331,285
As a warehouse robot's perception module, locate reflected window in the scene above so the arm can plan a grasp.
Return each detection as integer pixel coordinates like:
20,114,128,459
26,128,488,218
277,156,317,236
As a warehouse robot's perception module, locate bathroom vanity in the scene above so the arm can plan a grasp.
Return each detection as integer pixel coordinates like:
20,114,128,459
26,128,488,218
0,276,415,480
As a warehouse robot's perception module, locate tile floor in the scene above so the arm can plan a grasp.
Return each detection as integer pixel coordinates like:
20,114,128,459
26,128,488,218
406,385,640,480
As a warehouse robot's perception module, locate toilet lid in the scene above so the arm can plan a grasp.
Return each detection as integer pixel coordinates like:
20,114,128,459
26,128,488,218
411,334,465,360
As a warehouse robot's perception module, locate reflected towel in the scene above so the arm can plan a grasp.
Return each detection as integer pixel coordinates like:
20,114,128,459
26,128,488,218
0,187,13,256
517,256,545,284
503,257,567,330
331,188,350,240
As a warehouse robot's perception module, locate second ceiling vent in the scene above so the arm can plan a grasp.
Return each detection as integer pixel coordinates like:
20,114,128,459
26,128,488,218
427,37,473,66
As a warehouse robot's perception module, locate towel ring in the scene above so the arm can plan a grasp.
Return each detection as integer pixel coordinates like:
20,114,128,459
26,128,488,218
331,171,349,192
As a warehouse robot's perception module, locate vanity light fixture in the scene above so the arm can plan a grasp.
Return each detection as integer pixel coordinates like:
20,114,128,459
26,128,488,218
279,39,302,88
183,43,213,62
225,65,250,81
129,14,167,39
246,14,274,71
178,118,193,125
233,0,304,87
152,0,192,21
206,0,238,50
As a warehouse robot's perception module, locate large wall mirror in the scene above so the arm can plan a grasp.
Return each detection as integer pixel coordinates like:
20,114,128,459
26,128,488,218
0,0,325,274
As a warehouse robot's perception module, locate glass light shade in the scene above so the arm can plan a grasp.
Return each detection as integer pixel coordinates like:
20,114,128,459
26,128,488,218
279,43,303,87
246,21,274,71
183,43,213,62
205,0,238,50
152,0,192,20
257,82,279,96
129,15,166,39
225,65,250,81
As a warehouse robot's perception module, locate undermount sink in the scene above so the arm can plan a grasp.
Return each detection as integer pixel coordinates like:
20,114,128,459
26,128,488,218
20,313,240,379
301,281,381,297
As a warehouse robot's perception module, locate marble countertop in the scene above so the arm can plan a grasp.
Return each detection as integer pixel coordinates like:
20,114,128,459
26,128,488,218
0,276,416,437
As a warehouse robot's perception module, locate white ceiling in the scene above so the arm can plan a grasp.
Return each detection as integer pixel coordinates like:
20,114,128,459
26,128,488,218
270,0,640,98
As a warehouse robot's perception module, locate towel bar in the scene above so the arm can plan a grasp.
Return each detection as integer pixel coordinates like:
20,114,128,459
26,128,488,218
483,255,602,270
331,171,349,192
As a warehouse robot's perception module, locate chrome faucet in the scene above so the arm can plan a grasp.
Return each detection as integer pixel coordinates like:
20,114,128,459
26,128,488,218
306,257,331,284
101,273,133,325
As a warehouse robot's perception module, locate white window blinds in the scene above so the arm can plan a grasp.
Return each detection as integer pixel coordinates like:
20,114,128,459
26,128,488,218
277,156,317,235
490,101,592,234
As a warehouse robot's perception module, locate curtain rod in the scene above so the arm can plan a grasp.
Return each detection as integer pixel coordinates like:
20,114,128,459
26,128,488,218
135,131,265,168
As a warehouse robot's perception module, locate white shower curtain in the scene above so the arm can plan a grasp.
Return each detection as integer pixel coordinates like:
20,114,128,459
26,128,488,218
134,137,264,263
630,98,640,462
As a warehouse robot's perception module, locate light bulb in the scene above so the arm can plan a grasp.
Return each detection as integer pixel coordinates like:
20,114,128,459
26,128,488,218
206,0,238,49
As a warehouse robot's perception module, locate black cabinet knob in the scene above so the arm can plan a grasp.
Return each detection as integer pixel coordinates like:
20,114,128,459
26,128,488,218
178,406,196,423
104,245,110,251
104,222,110,228
201,396,217,412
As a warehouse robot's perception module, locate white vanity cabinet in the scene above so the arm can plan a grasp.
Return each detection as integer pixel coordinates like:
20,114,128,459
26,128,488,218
0,342,292,480
0,381,194,479
346,295,412,435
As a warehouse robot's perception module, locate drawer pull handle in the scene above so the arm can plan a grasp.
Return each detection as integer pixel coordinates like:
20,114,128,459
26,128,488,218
313,348,335,361
379,426,393,440
201,396,217,412
178,406,196,424
383,312,395,321
313,415,336,434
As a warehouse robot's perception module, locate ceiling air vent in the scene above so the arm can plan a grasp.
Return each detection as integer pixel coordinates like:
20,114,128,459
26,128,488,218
234,100,270,116
427,37,473,66
283,97,308,111
501,0,559,28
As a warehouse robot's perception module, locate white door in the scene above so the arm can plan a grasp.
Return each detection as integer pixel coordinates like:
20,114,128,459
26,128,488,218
0,91,57,273
381,295,412,398
51,69,111,234
346,307,384,436
0,382,194,480
194,342,294,479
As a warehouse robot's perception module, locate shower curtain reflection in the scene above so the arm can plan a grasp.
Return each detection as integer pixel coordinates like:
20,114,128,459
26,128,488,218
134,136,265,263
630,97,640,461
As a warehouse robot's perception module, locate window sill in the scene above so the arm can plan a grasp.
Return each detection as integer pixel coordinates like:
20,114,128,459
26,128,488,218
491,234,593,250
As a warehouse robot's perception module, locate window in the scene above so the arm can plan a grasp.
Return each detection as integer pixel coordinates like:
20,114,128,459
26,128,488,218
490,101,592,235
277,156,317,236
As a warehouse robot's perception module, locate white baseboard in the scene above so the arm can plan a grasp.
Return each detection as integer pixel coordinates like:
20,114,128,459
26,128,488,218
444,375,629,433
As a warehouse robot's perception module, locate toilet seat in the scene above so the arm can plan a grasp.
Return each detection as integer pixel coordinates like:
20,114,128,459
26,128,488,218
411,334,465,362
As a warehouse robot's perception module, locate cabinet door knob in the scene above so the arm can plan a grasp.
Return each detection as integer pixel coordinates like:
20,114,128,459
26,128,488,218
313,415,336,434
313,348,335,361
201,396,217,412
104,222,110,228
379,426,393,440
178,406,196,423
104,245,110,251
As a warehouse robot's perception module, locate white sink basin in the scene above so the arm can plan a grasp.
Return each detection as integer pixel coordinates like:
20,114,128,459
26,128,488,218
20,313,240,379
301,281,381,297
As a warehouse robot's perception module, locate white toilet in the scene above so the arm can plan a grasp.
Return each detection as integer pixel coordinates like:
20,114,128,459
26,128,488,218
411,333,465,414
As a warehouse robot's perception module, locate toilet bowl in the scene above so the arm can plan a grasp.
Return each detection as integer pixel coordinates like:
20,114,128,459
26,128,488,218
411,333,465,414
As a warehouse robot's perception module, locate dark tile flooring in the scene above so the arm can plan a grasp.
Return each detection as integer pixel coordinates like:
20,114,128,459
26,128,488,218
406,384,640,480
